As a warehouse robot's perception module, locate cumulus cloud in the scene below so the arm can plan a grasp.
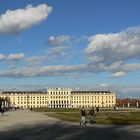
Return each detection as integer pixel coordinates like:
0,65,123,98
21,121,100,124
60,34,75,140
0,54,6,60
26,56,46,65
48,35,71,46
47,45,70,59
1,27,140,79
0,64,86,78
84,27,140,77
0,4,52,34
46,35,88,62
86,27,140,64
8,53,25,60
110,71,127,78
94,84,140,98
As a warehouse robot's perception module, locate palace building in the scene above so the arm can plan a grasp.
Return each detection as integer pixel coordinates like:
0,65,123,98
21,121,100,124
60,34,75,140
0,88,116,108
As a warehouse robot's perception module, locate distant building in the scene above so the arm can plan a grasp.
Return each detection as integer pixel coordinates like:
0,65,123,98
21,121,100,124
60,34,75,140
0,88,116,108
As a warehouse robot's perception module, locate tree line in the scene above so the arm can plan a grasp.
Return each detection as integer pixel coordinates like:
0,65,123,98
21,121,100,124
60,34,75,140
116,98,140,107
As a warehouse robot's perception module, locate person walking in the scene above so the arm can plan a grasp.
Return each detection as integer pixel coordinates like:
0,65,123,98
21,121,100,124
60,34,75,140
30,107,33,111
1,107,5,116
96,107,99,112
89,107,95,125
80,107,86,125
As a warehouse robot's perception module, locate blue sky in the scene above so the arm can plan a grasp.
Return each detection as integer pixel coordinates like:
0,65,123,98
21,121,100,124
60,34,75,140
0,0,140,97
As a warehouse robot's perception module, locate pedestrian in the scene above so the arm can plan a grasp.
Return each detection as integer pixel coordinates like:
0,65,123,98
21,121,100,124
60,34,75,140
96,107,99,112
80,106,86,125
1,108,5,116
30,107,33,111
89,107,95,125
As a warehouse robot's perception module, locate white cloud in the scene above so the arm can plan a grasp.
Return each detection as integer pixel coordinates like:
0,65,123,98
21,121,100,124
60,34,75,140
0,64,86,77
48,35,71,46
84,27,140,77
110,71,127,78
26,56,46,65
47,45,69,57
100,83,108,87
0,54,6,60
0,4,52,34
8,53,25,60
86,27,140,64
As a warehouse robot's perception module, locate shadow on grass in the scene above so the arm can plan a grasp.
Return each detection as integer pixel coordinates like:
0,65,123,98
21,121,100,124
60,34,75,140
0,121,140,140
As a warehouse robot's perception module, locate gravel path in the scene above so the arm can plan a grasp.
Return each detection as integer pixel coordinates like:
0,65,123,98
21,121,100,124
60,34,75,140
0,110,140,140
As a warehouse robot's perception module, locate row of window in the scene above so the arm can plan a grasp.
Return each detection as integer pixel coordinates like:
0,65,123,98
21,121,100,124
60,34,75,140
14,100,114,105
17,97,47,99
16,101,48,104
50,100,69,104
72,104,113,107
18,104,113,108
50,92,69,95
72,101,114,104
72,96,114,99
50,96,69,99
19,105,47,108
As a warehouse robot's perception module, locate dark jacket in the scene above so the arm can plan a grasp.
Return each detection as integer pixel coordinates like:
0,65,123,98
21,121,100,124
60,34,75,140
89,109,94,116
81,110,86,116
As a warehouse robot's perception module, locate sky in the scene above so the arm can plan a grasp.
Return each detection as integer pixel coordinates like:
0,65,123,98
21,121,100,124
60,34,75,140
0,0,140,98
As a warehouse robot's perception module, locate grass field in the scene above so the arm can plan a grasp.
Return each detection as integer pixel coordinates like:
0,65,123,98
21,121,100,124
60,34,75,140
45,111,140,125
33,108,140,125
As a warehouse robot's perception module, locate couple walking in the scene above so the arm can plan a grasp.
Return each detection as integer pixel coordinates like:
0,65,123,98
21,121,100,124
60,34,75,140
80,107,95,125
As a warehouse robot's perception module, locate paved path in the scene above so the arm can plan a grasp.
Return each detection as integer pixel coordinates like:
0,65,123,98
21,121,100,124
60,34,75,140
0,110,140,140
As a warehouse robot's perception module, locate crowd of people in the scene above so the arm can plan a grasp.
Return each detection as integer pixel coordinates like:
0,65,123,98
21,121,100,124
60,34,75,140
80,106,99,125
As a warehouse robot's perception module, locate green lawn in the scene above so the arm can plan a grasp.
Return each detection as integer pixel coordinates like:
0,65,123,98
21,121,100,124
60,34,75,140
45,111,140,125
33,108,140,125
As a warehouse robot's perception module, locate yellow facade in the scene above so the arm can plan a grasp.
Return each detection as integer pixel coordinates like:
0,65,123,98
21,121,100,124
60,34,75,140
0,88,116,108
